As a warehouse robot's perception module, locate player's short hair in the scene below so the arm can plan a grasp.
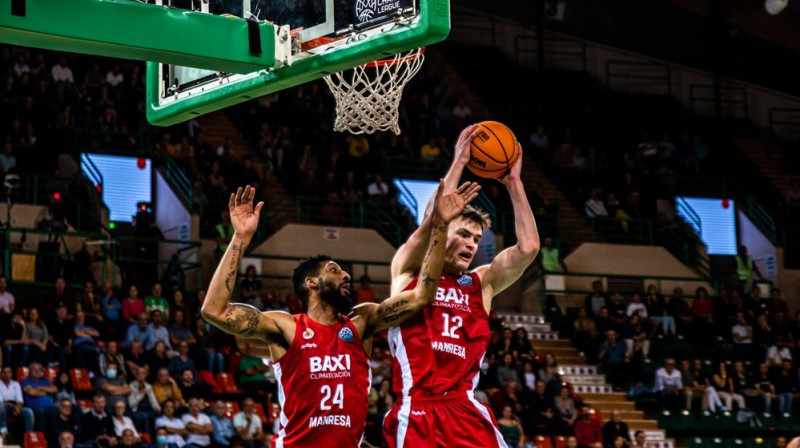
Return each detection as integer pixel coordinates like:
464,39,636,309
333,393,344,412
292,255,333,305
459,205,491,230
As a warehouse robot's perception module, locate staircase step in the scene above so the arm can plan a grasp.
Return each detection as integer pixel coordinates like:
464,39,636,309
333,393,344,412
626,419,660,430
572,385,614,394
530,338,573,348
558,365,598,375
590,401,637,411
561,374,607,385
495,314,546,324
578,392,627,401
556,355,587,364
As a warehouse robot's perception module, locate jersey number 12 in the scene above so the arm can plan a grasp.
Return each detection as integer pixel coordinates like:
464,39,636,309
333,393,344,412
320,384,344,410
441,313,463,339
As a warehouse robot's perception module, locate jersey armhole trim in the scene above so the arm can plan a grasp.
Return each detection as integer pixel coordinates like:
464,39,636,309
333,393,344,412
271,314,302,365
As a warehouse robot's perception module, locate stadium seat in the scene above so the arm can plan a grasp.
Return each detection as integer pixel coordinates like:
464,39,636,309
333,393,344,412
198,371,221,393
757,412,777,430
17,367,29,381
777,412,800,432
690,438,708,448
534,435,554,448
77,399,92,411
254,403,268,423
554,436,567,448
217,372,243,394
709,438,731,448
140,433,151,445
24,431,47,448
70,368,93,391
224,401,240,419
44,367,58,383
745,438,775,448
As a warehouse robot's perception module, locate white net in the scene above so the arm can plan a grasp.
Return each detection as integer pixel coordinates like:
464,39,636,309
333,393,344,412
324,48,425,135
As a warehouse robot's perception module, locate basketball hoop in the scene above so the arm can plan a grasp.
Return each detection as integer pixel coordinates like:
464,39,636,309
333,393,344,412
324,47,424,135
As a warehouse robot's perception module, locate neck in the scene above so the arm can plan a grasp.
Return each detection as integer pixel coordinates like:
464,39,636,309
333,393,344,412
306,297,341,325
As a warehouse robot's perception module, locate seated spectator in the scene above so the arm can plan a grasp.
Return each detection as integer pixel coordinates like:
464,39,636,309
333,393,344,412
148,310,172,351
238,343,275,405
48,304,73,371
97,361,132,407
622,314,651,361
753,362,776,413
683,359,724,412
497,354,519,389
125,340,149,379
155,399,186,448
601,410,631,448
0,365,33,434
99,341,127,382
80,395,117,448
3,312,29,368
168,341,197,380
355,275,376,304
691,287,714,338
122,286,146,324
626,293,647,318
632,431,648,448
512,328,536,362
239,266,264,309
54,371,76,405
574,406,602,448
21,362,57,431
234,398,266,448
168,310,196,347
574,308,598,358
112,401,138,439
669,287,692,334
58,431,76,448
491,380,523,417
646,285,675,336
73,310,101,370
124,312,153,350
129,368,160,436
147,342,171,383
497,405,527,448
153,368,185,408
554,386,576,433
369,347,391,387
25,308,50,365
193,317,224,374
766,336,792,367
585,281,609,317
655,358,684,411
145,284,170,322
519,361,537,399
99,281,123,339
598,330,625,368
773,359,797,413
711,361,744,411
366,174,390,201
731,312,753,348
585,189,608,218
210,400,237,448
178,368,210,403
182,398,212,448
489,328,515,359
120,428,146,448
525,380,556,436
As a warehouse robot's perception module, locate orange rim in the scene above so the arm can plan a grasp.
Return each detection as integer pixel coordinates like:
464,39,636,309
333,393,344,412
362,47,424,68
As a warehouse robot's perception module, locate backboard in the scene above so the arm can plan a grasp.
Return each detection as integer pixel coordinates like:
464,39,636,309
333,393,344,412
146,0,449,126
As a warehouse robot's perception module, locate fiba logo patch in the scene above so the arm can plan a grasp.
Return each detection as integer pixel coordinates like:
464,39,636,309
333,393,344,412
355,0,376,22
338,327,355,342
457,274,473,286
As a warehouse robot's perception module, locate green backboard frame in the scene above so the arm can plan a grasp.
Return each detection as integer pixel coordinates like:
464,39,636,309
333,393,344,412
146,0,450,127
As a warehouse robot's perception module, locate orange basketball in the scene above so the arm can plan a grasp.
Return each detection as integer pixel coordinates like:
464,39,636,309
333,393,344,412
467,121,520,178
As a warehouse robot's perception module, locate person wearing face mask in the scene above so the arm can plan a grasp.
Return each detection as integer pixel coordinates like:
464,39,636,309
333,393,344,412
154,427,170,448
97,361,132,408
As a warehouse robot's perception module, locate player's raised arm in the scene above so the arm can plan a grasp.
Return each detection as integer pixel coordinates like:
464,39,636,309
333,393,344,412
361,180,480,333
475,144,541,305
201,186,285,342
390,125,481,294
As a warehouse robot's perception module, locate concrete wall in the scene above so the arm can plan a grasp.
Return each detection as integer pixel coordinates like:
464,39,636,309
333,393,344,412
154,171,200,289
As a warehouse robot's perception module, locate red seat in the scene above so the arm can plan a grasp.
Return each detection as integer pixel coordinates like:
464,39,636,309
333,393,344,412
77,399,93,411
254,403,268,423
140,433,152,445
216,372,243,394
24,431,47,448
70,368,93,391
198,371,221,393
44,367,58,383
535,435,554,448
555,436,568,448
17,367,29,381
224,401,240,419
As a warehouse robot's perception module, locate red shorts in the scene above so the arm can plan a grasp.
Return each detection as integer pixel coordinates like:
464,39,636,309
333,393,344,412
382,392,508,448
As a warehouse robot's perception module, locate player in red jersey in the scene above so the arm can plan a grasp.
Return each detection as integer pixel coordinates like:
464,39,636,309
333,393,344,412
201,182,480,448
383,125,541,448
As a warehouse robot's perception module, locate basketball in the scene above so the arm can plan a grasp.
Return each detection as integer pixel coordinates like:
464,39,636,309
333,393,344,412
467,121,521,178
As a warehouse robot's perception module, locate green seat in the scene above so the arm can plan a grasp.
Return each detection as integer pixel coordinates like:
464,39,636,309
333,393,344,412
690,438,709,448
776,412,800,432
744,438,775,448
757,412,777,431
709,438,732,448
658,410,678,431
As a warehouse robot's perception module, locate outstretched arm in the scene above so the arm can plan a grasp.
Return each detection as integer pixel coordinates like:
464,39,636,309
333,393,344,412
390,125,480,294
475,145,540,306
201,186,286,342
359,181,481,333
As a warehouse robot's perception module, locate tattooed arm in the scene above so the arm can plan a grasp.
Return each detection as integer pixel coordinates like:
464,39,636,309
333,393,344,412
201,186,290,344
354,181,481,334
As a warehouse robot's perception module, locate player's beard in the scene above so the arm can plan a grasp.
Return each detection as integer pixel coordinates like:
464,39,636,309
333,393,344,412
319,280,353,315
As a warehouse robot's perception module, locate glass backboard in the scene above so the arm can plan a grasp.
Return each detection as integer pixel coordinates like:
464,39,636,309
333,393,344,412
146,0,449,126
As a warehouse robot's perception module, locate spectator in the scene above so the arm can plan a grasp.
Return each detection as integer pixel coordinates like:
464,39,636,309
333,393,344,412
73,311,101,370
240,266,264,309
238,343,275,405
21,362,57,431
48,304,73,370
654,358,684,411
214,210,234,259
177,368,209,403
97,361,132,407
512,328,536,362
119,429,144,448
122,286,146,323
99,281,123,338
146,342,171,383
622,313,651,361
753,362,776,413
734,245,763,293
369,347,391,387
497,405,526,448
497,354,519,389
50,57,72,83
234,397,266,448
691,287,713,337
79,394,117,448
48,398,81,447
112,401,138,438
491,380,523,417
685,359,724,412
192,318,224,374
0,144,15,175
99,340,127,382
554,386,577,433
4,312,29,368
574,406,602,448
490,328,515,359
355,275,376,304
526,380,556,436
154,399,186,448
585,281,609,317
731,312,753,345
168,310,196,348
541,237,568,272
601,410,631,448
574,307,598,358
210,401,236,448
168,341,197,380
529,125,549,151
0,276,14,316
769,288,789,316
773,360,797,413
145,284,169,322
58,431,75,448
182,398,212,448
0,365,33,434
153,368,185,408
106,65,123,87
632,431,648,448
766,336,792,367
646,285,675,337
537,353,562,397
598,330,625,368
626,293,647,318
54,371,75,405
124,312,153,350
669,287,693,335
519,360,537,399
585,189,608,218
366,174,390,201
128,368,160,436
148,310,172,351
125,340,149,379
711,361,744,411
50,278,76,317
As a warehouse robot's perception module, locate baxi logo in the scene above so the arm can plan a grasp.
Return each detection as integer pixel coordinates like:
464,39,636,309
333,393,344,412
338,327,355,343
355,0,377,22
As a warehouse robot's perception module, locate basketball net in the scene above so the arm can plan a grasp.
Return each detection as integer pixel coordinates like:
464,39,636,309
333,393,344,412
324,48,424,135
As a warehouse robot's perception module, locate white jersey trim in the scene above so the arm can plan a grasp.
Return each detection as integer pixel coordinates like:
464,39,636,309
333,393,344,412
273,363,289,448
467,390,509,448
388,325,414,447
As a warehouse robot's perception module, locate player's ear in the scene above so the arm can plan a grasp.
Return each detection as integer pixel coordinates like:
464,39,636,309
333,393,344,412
305,276,319,290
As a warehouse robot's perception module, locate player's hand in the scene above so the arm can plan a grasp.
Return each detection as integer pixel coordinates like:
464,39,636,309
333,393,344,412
433,179,481,223
453,124,481,167
229,185,265,240
499,142,523,186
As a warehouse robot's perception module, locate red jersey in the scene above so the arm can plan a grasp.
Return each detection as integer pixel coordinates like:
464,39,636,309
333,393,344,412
389,272,490,397
273,314,370,448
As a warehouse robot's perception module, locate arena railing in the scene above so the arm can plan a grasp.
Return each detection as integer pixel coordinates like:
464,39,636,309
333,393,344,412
242,253,391,288
689,84,749,119
606,60,672,96
514,35,587,71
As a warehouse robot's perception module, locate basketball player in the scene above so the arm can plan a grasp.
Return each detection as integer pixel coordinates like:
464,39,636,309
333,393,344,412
383,125,540,448
201,181,480,448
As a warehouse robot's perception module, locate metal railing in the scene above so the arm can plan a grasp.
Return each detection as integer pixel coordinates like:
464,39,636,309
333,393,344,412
514,35,587,71
689,84,749,119
154,148,195,208
675,196,702,236
242,253,392,286
606,60,672,95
